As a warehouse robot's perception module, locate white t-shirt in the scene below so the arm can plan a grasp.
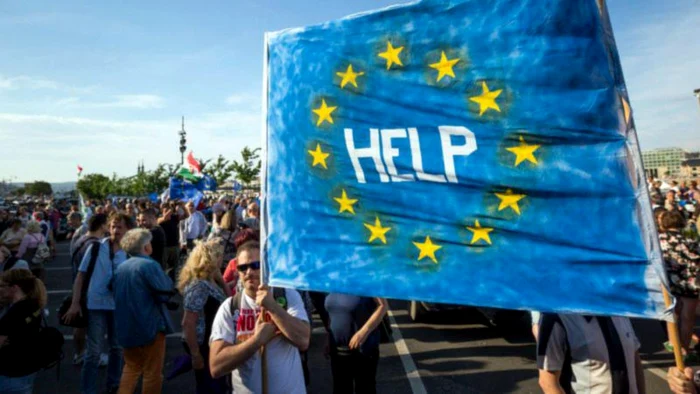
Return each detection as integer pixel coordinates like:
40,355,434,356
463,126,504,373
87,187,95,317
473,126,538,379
209,290,309,394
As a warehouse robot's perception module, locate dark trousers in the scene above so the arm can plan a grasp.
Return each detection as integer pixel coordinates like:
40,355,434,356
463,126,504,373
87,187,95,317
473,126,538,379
183,343,228,394
330,347,379,394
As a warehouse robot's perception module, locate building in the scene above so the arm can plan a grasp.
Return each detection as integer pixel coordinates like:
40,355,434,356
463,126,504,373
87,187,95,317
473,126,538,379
681,158,700,179
642,147,687,178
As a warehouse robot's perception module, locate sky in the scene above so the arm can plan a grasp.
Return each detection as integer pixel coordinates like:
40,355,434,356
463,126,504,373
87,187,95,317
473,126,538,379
1,0,699,183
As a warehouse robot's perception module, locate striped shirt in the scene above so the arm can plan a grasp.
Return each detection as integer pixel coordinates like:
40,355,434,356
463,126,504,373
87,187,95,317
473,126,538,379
537,313,640,394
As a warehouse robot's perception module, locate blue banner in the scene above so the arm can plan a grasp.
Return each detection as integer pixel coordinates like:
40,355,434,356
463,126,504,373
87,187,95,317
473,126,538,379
169,177,204,207
263,0,669,320
196,174,218,192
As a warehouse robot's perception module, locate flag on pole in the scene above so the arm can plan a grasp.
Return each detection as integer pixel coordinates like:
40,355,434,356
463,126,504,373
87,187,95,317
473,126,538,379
176,166,201,182
187,151,202,174
77,165,83,177
169,177,204,206
262,0,670,320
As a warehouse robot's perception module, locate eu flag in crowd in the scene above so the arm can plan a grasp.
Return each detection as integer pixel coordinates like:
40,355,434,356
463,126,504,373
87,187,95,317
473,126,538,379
263,0,670,320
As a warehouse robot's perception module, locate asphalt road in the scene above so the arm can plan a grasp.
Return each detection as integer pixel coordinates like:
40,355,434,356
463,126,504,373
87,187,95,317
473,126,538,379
33,241,676,393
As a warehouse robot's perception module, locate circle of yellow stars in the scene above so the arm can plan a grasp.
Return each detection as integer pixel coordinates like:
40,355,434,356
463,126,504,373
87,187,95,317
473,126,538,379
304,37,543,266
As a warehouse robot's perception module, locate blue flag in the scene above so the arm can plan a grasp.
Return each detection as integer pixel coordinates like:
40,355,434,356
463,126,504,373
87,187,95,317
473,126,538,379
169,177,204,207
263,0,669,320
196,174,218,192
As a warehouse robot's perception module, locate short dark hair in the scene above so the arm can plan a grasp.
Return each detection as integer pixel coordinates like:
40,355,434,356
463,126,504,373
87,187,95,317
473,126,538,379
234,229,260,249
109,212,136,230
88,213,108,232
140,208,157,218
661,211,685,230
236,241,260,259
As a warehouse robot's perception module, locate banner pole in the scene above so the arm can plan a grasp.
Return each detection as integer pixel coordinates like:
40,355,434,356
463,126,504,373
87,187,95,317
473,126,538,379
662,287,685,370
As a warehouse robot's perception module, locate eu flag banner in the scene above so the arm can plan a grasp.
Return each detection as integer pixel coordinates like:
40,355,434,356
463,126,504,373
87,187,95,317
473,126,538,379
263,0,670,320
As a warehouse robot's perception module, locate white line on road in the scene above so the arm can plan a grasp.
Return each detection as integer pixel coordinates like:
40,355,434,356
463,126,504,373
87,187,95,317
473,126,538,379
641,360,668,380
387,309,427,394
48,290,72,295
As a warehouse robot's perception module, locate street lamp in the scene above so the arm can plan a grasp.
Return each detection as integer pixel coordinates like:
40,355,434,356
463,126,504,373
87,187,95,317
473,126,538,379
179,116,187,165
694,88,700,111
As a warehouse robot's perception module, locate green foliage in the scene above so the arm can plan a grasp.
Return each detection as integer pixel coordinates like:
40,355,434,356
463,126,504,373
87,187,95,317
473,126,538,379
77,174,112,200
232,147,261,186
24,181,53,196
203,155,236,186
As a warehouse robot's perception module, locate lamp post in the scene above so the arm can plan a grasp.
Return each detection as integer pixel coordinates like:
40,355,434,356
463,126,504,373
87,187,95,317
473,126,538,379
179,116,187,165
694,89,700,112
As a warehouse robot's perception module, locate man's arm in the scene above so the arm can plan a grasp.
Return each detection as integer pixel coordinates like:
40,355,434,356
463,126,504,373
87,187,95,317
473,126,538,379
258,286,310,351
538,370,565,394
143,261,174,302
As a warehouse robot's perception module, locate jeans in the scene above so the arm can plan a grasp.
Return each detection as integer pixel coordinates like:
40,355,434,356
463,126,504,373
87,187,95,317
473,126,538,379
330,347,379,394
119,333,166,394
82,309,123,394
0,373,36,394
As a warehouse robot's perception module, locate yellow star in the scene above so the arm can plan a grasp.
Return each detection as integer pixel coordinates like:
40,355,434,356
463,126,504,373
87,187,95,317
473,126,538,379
495,189,526,215
312,99,337,126
469,81,502,116
307,144,330,169
466,220,493,245
364,217,391,244
336,65,365,89
621,96,631,125
378,41,404,70
334,189,358,214
413,236,442,264
506,136,540,166
429,51,460,82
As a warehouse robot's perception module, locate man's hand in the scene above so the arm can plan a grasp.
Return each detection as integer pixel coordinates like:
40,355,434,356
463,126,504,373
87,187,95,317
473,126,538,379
668,367,698,394
255,285,277,311
254,309,277,346
191,351,205,370
349,327,369,350
62,303,82,324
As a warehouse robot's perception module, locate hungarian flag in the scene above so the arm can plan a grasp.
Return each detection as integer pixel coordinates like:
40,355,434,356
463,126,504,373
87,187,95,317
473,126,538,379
176,166,201,182
187,151,202,174
77,165,83,177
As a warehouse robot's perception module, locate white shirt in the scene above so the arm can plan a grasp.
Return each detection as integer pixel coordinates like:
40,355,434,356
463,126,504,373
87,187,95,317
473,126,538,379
184,211,208,240
209,290,308,394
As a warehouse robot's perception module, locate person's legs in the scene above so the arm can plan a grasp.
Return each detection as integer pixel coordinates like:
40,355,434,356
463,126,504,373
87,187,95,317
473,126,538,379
330,347,354,394
353,349,379,394
118,347,145,394
73,327,86,362
141,333,166,394
680,297,699,351
106,310,124,391
82,310,106,394
0,372,37,394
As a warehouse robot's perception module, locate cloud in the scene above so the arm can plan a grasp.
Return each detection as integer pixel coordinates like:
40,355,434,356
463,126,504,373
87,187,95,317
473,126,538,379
0,109,261,182
225,93,260,108
0,74,96,94
89,94,166,109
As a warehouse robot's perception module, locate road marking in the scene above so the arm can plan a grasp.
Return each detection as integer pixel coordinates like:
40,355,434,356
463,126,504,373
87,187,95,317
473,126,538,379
48,290,72,295
387,309,427,394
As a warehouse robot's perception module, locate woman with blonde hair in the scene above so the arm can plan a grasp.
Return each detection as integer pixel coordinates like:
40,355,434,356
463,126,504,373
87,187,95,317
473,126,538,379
208,211,238,269
178,239,229,394
0,269,47,393
15,221,47,281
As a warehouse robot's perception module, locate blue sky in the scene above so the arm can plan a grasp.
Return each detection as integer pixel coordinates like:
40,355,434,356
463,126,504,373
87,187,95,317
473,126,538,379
1,0,699,182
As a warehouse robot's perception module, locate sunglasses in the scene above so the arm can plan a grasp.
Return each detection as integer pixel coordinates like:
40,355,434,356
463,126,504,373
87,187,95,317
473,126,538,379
237,261,261,273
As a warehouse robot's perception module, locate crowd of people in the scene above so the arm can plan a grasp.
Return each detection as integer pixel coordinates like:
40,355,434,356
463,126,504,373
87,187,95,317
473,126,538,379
0,195,386,394
0,179,698,393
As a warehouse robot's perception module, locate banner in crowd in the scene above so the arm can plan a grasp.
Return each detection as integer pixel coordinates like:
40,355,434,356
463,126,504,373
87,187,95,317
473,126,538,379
262,0,670,320
169,177,204,206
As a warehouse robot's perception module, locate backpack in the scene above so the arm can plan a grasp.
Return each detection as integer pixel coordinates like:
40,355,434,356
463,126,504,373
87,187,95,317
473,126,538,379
0,308,64,377
32,235,51,264
34,317,65,373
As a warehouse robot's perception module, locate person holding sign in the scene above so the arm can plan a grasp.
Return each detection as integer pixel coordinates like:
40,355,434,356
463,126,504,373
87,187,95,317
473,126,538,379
208,242,310,394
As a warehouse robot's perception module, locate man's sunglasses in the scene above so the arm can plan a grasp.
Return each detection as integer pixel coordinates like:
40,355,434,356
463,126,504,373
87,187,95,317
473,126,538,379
237,261,261,273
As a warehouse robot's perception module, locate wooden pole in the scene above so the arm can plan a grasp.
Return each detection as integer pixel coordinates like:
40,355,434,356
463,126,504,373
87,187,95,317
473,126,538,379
261,344,268,394
663,287,685,370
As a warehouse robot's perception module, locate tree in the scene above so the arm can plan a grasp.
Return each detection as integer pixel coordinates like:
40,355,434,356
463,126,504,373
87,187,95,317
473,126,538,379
77,174,112,200
232,147,261,186
204,155,236,186
24,181,53,196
